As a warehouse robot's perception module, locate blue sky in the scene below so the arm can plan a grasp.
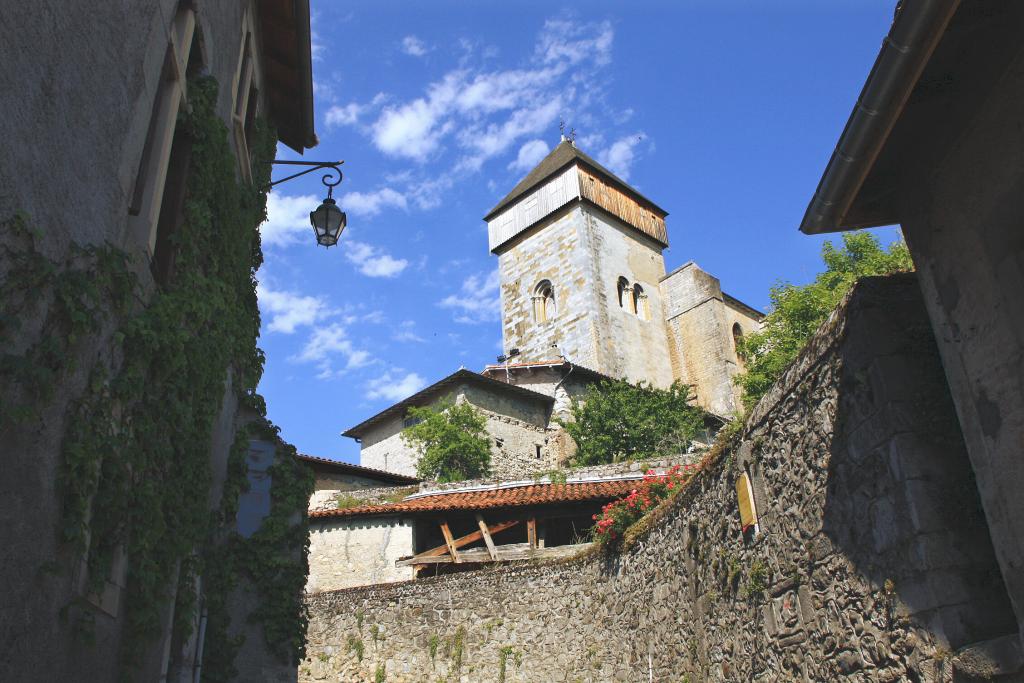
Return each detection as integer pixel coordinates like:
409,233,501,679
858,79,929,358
257,0,901,463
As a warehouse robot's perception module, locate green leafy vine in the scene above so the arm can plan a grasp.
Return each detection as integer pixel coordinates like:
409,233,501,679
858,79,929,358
0,75,311,675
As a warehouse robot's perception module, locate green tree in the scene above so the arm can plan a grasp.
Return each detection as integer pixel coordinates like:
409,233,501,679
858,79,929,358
401,400,491,482
561,379,706,466
736,231,914,410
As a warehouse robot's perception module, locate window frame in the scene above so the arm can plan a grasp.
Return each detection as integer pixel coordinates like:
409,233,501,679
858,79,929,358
230,9,263,184
533,279,555,323
127,5,198,258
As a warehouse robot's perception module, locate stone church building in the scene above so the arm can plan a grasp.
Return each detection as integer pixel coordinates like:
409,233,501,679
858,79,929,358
345,139,762,479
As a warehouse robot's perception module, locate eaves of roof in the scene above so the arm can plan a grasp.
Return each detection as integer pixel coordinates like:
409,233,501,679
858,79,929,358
799,0,959,234
309,478,642,520
479,359,614,384
257,0,317,152
342,368,553,439
483,141,668,221
296,454,420,484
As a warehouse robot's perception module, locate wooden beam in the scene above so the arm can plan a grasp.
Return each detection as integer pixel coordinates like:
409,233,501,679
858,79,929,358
397,542,592,567
527,518,537,549
440,522,461,564
410,520,521,561
476,514,498,561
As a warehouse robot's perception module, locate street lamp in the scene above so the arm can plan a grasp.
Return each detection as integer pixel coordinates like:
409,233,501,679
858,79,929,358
264,160,347,248
309,194,346,248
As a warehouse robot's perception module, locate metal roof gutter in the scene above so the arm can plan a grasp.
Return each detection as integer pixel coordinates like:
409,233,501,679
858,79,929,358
799,0,959,234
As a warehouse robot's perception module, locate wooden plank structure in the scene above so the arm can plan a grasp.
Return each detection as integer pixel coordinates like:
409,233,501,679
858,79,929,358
397,543,591,567
577,167,668,246
397,515,592,569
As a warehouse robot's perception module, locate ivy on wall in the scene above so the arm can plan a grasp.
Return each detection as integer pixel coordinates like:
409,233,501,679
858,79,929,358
0,75,312,675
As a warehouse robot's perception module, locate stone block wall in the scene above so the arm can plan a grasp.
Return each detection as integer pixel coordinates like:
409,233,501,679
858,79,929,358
496,203,674,388
310,484,418,512
301,274,1016,682
359,382,553,480
661,262,761,416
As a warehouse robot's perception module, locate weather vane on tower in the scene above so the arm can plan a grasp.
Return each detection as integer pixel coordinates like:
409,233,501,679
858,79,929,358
559,119,577,145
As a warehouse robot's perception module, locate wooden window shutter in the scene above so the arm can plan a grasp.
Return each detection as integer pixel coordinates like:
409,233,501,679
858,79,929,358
736,472,758,530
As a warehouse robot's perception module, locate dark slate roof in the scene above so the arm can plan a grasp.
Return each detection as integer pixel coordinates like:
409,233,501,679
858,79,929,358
296,454,420,485
483,141,668,220
342,369,554,439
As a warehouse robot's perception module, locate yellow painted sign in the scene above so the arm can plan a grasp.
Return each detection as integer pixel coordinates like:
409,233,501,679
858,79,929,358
736,473,758,529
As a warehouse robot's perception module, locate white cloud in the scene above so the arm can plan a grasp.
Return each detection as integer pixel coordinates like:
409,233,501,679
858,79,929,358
365,20,615,166
325,102,362,127
342,187,408,217
345,241,409,278
292,322,375,380
324,93,386,127
261,193,318,247
598,133,646,181
439,269,501,324
536,18,613,66
257,283,332,334
401,35,429,57
393,320,425,343
508,139,550,173
294,323,351,363
366,370,427,401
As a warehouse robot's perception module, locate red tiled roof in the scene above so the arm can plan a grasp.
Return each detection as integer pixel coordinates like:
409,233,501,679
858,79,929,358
309,479,642,520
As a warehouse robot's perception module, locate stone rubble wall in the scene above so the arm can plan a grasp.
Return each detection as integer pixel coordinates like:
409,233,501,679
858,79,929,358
302,274,1016,683
311,484,420,512
414,453,702,495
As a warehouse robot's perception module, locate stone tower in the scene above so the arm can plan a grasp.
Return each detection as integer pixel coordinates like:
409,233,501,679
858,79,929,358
485,140,676,387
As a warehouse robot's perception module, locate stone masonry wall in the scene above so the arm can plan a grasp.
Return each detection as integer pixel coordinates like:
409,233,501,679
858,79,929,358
301,274,1016,682
359,383,552,480
496,202,674,388
660,262,761,417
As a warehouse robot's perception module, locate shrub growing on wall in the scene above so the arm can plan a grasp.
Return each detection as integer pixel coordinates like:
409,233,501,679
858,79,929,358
735,232,913,410
561,379,705,466
402,401,491,482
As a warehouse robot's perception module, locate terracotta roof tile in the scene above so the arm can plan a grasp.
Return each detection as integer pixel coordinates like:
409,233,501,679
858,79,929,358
309,479,642,520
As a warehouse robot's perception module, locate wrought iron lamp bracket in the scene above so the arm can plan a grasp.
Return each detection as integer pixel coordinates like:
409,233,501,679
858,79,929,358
262,160,344,197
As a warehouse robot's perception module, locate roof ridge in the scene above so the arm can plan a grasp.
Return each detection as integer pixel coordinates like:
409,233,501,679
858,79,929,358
483,141,665,221
342,368,553,439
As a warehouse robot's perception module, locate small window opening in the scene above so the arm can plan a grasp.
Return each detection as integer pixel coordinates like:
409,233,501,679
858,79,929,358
633,283,649,320
533,280,554,323
402,415,422,429
150,124,192,286
535,445,542,460
732,323,745,369
616,277,634,313
495,438,504,448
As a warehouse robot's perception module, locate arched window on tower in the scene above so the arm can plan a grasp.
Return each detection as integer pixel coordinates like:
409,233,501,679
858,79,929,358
732,322,745,369
633,283,649,320
533,280,555,323
617,277,635,314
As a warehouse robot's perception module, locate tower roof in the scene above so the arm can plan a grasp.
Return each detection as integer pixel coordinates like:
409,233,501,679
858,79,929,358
484,140,668,221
